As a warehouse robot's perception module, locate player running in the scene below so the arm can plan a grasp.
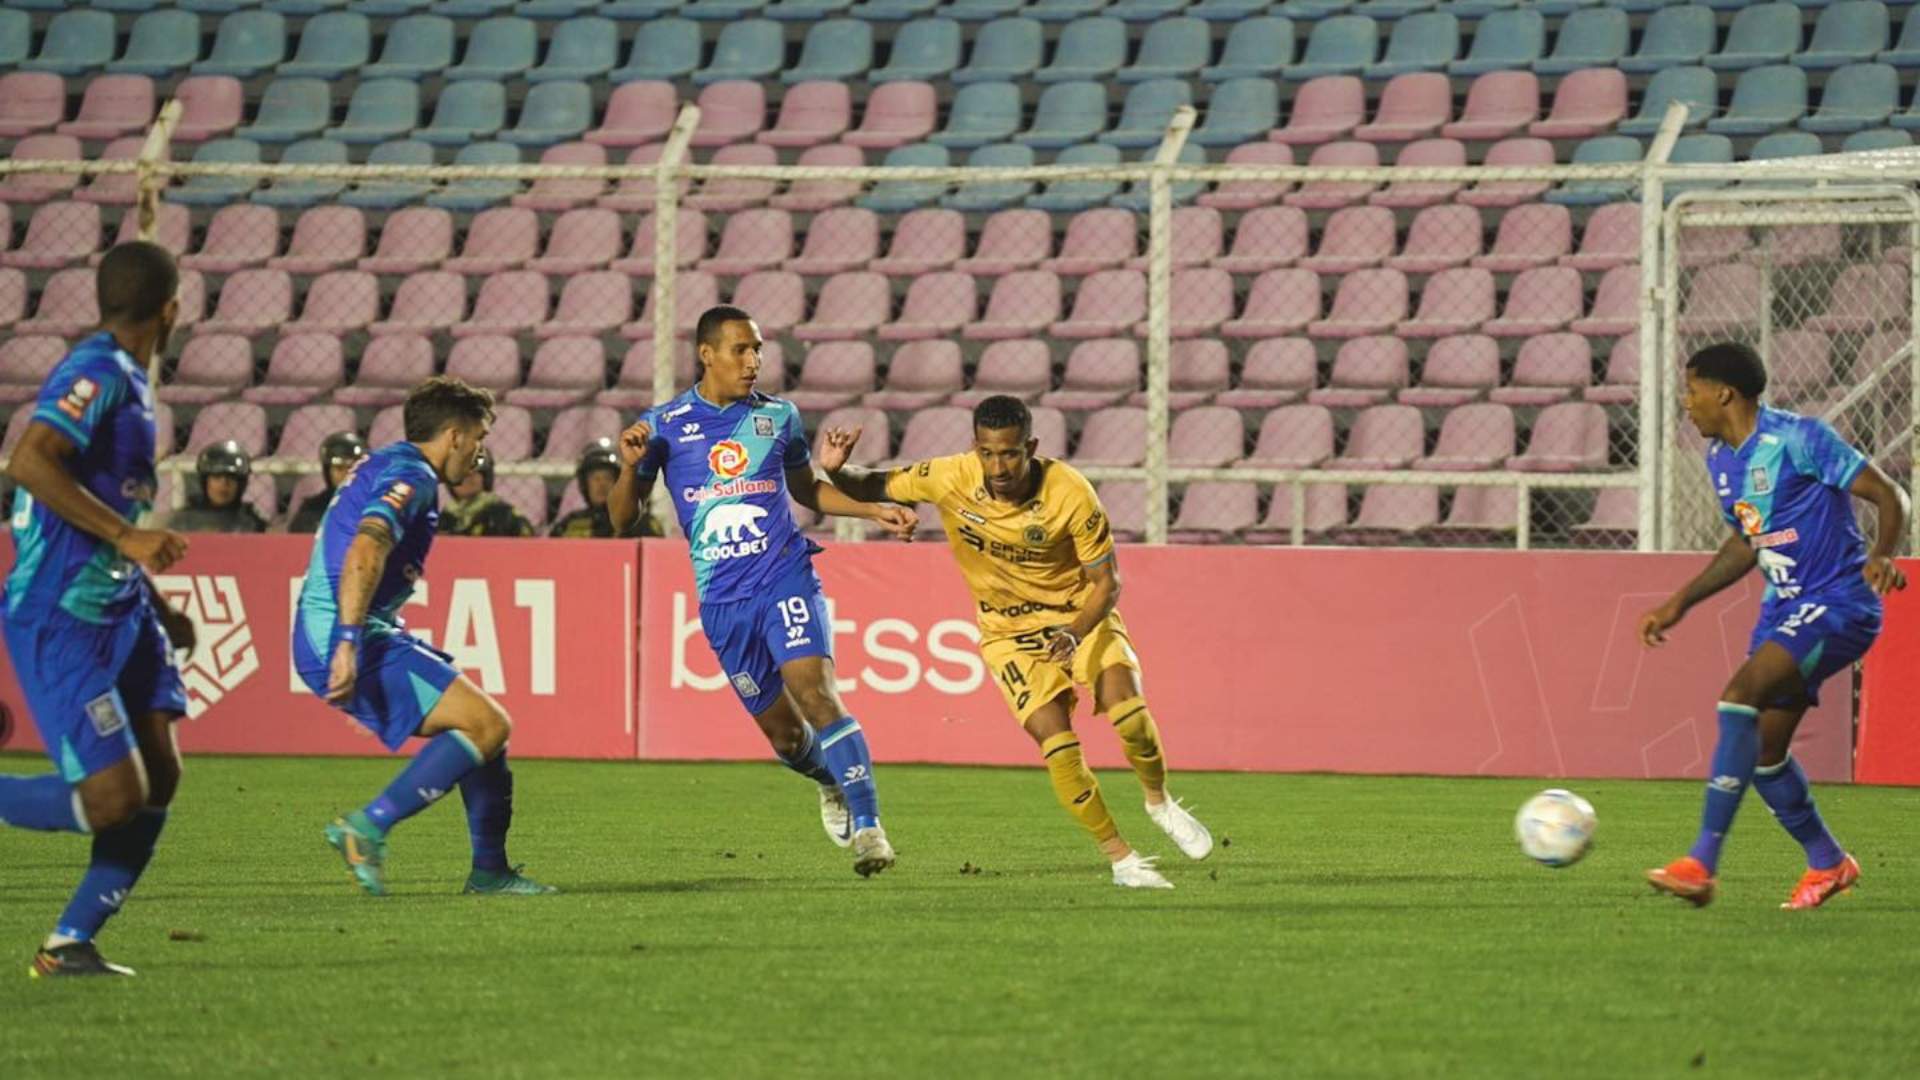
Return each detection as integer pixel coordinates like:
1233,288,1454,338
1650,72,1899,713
608,305,914,877
818,395,1213,889
294,376,555,897
0,242,195,976
1642,342,1908,909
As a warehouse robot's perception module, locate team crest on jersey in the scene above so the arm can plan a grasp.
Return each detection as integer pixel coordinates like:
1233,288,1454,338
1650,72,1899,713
753,415,775,437
1732,500,1764,536
57,377,99,420
381,481,414,510
709,440,750,478
731,672,762,698
1023,525,1047,545
1749,466,1772,495
84,692,126,737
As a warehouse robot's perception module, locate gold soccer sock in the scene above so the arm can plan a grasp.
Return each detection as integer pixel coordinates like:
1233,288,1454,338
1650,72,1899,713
1108,697,1167,796
1040,732,1118,846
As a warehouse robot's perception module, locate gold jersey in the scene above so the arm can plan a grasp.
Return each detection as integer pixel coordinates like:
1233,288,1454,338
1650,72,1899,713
886,454,1116,638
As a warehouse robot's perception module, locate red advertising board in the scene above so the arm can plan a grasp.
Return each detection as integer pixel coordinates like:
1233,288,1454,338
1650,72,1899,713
0,534,638,760
1855,557,1920,785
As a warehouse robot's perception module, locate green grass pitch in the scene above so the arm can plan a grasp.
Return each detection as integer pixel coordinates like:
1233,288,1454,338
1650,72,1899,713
3,754,1918,1080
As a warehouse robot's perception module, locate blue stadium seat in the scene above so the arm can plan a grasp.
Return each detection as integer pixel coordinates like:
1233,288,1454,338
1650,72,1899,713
1609,0,1665,11
785,19,875,85
1292,15,1379,78
944,0,1028,21
1111,143,1205,211
1545,135,1640,207
604,0,685,16
0,9,28,71
365,15,455,80
428,142,523,211
1101,79,1194,148
351,0,437,14
1275,0,1355,18
194,10,289,79
1450,8,1543,76
1038,17,1129,84
417,81,509,145
1026,142,1125,212
529,16,620,83
431,0,511,13
1881,8,1920,67
944,143,1038,211
1621,5,1715,74
766,0,854,19
332,79,422,145
237,78,334,144
871,18,962,83
1017,81,1110,149
267,0,353,14
279,11,372,79
1203,16,1296,81
1617,66,1717,136
185,0,265,10
1191,78,1279,147
1365,10,1457,78
1120,17,1211,84
931,82,1025,149
447,17,538,82
94,0,165,10
21,10,117,76
682,0,768,19
694,19,784,86
1706,65,1809,136
1798,1,1891,71
613,18,702,84
172,138,264,207
954,17,1044,84
1189,0,1270,19
518,0,610,16
1535,6,1625,76
342,139,437,210
1532,0,1600,15
849,0,943,19
1711,3,1803,71
859,143,951,212
1449,0,1521,14
108,10,203,78
1800,62,1900,133
1108,0,1192,22
1027,0,1115,23
1664,134,1734,200
1843,127,1913,150
1,0,71,9
1749,131,1825,161
1354,0,1436,18
253,137,350,208
502,82,595,148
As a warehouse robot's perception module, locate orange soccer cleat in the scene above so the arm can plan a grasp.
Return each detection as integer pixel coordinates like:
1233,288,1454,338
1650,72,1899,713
1782,853,1860,911
1647,855,1717,907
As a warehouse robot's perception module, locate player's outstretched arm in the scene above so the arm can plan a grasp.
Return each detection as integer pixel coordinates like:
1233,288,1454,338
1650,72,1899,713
1640,529,1756,646
6,421,186,572
786,464,918,540
1851,462,1911,596
608,420,655,537
815,425,894,504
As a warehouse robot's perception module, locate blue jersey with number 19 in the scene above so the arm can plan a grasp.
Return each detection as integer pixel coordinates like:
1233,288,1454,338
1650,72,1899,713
294,442,442,652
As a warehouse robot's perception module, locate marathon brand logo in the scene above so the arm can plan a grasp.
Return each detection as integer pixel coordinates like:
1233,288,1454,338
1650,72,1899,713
381,482,414,511
57,377,98,421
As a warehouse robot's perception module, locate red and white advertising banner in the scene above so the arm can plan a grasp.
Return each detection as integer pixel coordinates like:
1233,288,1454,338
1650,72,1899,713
1855,558,1920,785
0,535,638,760
639,542,1855,782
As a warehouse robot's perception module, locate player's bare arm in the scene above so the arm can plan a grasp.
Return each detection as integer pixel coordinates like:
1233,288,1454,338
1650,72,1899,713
1850,462,1911,596
328,518,394,704
6,421,187,573
1048,556,1121,667
814,426,895,504
785,464,917,540
607,419,654,536
1640,529,1758,647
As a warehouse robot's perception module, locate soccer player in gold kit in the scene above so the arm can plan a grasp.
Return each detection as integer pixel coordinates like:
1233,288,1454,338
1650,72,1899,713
818,395,1212,888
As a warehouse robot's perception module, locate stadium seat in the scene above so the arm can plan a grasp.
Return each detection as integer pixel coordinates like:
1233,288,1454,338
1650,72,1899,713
943,144,1037,212
872,208,967,274
699,208,795,275
270,205,366,274
1415,402,1516,471
871,17,961,82
415,81,508,146
859,143,951,212
612,18,701,84
612,207,709,275
279,11,370,79
169,75,245,142
785,207,880,273
197,268,294,338
1024,142,1123,212
695,19,784,85
1366,11,1458,78
1070,408,1149,468
1492,333,1592,405
1284,140,1380,210
949,340,1050,406
1400,333,1499,407
1507,402,1609,472
109,10,202,77
506,337,610,408
1529,67,1628,139
1121,16,1210,83
1620,66,1719,136
1560,203,1639,272
861,342,963,410
1102,80,1193,149
1748,131,1825,164
0,72,66,138
728,271,804,338
447,16,537,82
960,269,1062,340
1041,208,1136,275
1300,206,1396,273
1621,5,1714,74
530,16,618,83
1202,15,1296,81
1535,5,1626,75
1038,16,1128,83
1215,340,1317,410
1883,7,1920,67
243,335,345,407
1799,0,1891,70
1396,267,1495,339
369,270,467,336
1308,336,1409,407
540,406,620,464
794,272,893,341
1223,268,1321,338
1546,135,1643,206
595,338,701,411
1293,14,1378,78
1271,75,1366,145
784,342,878,411
1170,481,1260,543
1153,267,1236,338
1802,62,1901,133
947,209,1044,275
1708,65,1810,136
1472,203,1571,273
524,209,621,276
443,335,522,393
1245,480,1349,545
1569,264,1640,336
1806,263,1906,333
1369,137,1467,209
1664,132,1736,200
427,141,524,212
0,333,68,406
1441,71,1539,141
193,10,288,78
22,10,116,76
1451,8,1543,76
1129,206,1223,272
183,402,270,457
0,134,82,205
1356,72,1452,143
1050,269,1146,339
341,138,436,210
328,79,420,146
688,81,769,148
757,82,852,148
249,137,349,209
587,82,678,148
169,137,264,207
1213,204,1309,273
364,14,453,78
501,81,594,148
236,78,332,144
1330,405,1424,471
1484,266,1583,338
1308,267,1408,339
934,83,1026,150
1192,79,1280,148
953,17,1043,83
1711,3,1801,71
1013,82,1108,150
847,81,938,149
184,204,281,272
786,19,873,85
69,136,144,206
15,268,96,337
454,270,550,339
166,335,254,405
1379,204,1478,274
1199,142,1296,211
879,272,978,341
0,9,28,72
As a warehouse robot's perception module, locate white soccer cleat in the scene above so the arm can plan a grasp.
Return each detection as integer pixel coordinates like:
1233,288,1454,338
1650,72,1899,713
851,825,896,877
818,783,853,849
1111,851,1174,889
1145,796,1214,860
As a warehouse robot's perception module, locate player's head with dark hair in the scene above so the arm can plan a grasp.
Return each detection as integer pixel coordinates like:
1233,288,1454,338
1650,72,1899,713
404,376,495,485
694,305,764,403
971,395,1041,503
1682,342,1768,441
96,241,181,353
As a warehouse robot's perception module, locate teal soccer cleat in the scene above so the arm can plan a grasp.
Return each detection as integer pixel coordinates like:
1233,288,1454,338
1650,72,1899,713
323,812,389,896
462,865,560,895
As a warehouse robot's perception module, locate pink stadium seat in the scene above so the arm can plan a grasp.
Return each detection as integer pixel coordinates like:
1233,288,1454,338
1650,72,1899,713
529,208,624,274
163,334,253,406
1766,224,1842,268
513,141,610,213
1301,206,1397,273
1491,332,1593,406
184,401,269,456
1570,265,1640,337
691,81,767,148
596,144,678,213
963,269,1062,340
171,76,245,143
1367,137,1466,209
16,268,96,337
453,271,550,338
335,334,435,407
0,267,23,330
1330,405,1425,471
1530,68,1629,140
1561,203,1639,272
368,406,406,451
611,208,710,275
1213,205,1308,274
1358,72,1453,143
56,75,155,141
93,204,188,269
1473,203,1571,272
1148,267,1236,338
950,339,1052,406
1096,481,1146,542
1457,137,1555,208
196,268,293,338
1042,209,1139,275
1763,330,1836,411
1570,487,1639,546
1050,270,1146,339
1415,403,1516,472
1042,339,1140,410
1170,481,1259,544
1238,404,1336,470
1402,334,1500,407
686,143,780,213
1337,486,1440,541
1585,336,1641,406
1127,207,1224,271
1245,482,1349,544
0,201,99,270
1223,268,1321,338
1071,408,1148,467
784,207,880,274
794,272,891,341
444,336,525,395
444,208,540,274
699,208,795,276
0,335,70,406
359,207,453,274
1385,204,1482,273
537,271,632,338
74,136,147,206
1398,267,1495,338
1507,402,1610,472
1169,406,1246,468
731,270,806,336
492,406,542,462
595,338,698,410
769,142,865,212
507,337,607,408
1483,266,1583,337
1441,71,1540,141
866,340,965,410
184,207,280,272
0,135,83,206
284,270,380,336
1197,142,1295,211
1680,224,1754,270
759,81,852,149
1678,263,1764,337
540,406,621,463
879,271,977,341
1309,267,1408,339
1434,486,1519,540
586,81,677,148
495,477,550,532
1310,336,1410,407
1217,338,1318,409
891,406,972,471
1807,264,1907,333
845,81,937,150
954,209,1051,275
1284,140,1380,210
370,271,466,337
1270,75,1365,146
0,72,67,139
620,270,719,338
244,335,344,406
270,205,366,273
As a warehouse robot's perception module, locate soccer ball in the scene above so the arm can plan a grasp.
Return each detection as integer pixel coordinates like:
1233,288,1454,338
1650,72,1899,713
1514,789,1597,868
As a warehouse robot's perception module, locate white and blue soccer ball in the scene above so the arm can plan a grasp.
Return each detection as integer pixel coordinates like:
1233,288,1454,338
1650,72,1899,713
1514,789,1597,868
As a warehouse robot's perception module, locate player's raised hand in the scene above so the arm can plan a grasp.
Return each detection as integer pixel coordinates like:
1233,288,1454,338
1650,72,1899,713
817,426,863,474
870,502,918,542
1863,555,1908,596
618,420,653,468
1639,599,1684,647
116,526,188,573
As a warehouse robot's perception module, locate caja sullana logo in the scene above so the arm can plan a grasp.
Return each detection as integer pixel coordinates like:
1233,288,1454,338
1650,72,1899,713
709,440,750,479
151,575,258,718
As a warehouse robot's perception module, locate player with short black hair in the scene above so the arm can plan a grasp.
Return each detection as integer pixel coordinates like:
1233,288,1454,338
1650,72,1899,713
1643,342,1909,908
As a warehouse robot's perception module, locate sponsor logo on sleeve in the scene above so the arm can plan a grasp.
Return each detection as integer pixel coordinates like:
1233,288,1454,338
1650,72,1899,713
57,377,99,421
381,481,414,511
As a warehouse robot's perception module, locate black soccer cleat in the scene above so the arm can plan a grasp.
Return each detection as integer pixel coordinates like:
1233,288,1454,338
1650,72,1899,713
29,942,136,979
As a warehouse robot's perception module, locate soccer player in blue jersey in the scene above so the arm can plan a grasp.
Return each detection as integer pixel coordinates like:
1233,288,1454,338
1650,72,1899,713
1642,342,1909,909
608,305,917,876
293,376,555,897
0,242,197,977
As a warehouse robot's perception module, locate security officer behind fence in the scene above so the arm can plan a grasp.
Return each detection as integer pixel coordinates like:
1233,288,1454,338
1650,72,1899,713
549,438,657,539
167,440,268,534
288,431,369,534
439,447,535,538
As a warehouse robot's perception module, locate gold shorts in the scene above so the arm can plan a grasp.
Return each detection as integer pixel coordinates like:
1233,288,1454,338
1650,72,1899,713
979,611,1141,724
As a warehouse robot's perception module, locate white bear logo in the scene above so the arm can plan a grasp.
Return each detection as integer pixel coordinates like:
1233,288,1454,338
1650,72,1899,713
699,504,769,545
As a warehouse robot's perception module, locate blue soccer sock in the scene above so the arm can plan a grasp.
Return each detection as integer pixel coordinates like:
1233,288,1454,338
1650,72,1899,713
1754,753,1846,871
817,717,880,831
0,773,89,833
54,807,167,943
363,731,486,835
775,721,836,787
458,749,514,873
1688,702,1760,874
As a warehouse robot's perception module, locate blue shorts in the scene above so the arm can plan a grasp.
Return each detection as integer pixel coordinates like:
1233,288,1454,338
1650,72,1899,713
1750,597,1881,707
2,603,186,782
699,560,834,716
292,622,460,751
